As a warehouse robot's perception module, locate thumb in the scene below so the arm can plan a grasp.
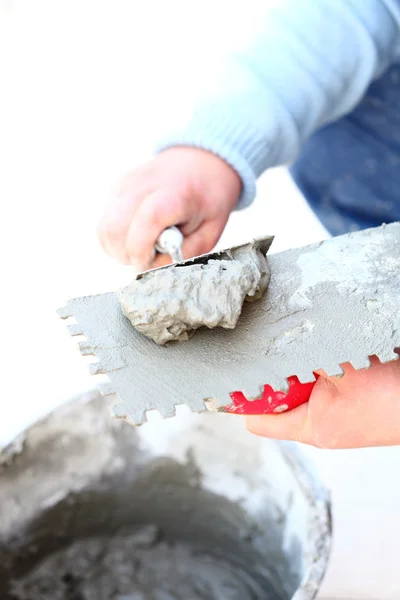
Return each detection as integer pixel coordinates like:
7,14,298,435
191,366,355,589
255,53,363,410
246,403,310,444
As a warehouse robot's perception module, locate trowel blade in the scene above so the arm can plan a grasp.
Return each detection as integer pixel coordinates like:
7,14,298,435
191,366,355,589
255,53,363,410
58,223,400,425
136,235,275,280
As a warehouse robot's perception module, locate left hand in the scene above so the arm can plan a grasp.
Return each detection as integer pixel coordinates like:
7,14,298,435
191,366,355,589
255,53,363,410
246,354,400,449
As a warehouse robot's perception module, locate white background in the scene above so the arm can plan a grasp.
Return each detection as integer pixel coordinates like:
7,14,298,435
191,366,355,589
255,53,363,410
1,2,400,599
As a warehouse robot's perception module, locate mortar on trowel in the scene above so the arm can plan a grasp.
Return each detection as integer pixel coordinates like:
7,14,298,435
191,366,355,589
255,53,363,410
0,390,331,600
119,226,272,346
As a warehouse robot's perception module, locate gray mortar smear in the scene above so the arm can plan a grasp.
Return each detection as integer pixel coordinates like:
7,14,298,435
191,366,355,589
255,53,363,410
11,526,268,600
0,392,332,600
58,223,400,423
119,240,271,345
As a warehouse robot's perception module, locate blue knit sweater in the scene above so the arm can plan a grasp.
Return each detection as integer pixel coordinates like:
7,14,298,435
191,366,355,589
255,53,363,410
156,0,400,235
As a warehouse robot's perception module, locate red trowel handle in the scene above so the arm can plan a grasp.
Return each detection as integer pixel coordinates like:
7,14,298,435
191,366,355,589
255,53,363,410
224,375,318,415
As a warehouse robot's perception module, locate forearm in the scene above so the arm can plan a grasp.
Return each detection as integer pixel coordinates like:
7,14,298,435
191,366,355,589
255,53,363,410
156,0,400,207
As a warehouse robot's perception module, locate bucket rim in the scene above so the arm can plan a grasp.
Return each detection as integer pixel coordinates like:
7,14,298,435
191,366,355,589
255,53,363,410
277,440,332,600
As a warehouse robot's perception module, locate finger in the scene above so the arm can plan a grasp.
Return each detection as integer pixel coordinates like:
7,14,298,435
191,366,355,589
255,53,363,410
245,402,310,444
97,191,147,263
245,374,338,446
181,219,226,258
246,358,400,449
125,190,198,270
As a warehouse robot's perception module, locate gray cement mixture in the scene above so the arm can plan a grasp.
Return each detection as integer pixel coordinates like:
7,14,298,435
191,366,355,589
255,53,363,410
119,244,270,345
12,525,266,600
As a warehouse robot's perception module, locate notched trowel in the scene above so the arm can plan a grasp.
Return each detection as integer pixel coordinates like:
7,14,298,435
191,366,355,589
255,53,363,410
58,222,400,425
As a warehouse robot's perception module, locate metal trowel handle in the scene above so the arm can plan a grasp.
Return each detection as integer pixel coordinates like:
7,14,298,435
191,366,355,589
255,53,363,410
155,226,184,263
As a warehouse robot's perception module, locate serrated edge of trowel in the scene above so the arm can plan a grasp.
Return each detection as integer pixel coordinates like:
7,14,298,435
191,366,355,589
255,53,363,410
57,301,400,424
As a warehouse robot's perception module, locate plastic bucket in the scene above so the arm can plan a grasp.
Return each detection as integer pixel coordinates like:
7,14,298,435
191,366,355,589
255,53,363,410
0,390,331,599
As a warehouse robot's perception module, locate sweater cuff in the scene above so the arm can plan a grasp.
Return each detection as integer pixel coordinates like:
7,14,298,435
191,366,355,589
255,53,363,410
154,106,267,210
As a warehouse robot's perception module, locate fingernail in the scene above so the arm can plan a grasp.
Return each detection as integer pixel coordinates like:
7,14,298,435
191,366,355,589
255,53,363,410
130,264,140,279
129,260,147,279
128,249,155,277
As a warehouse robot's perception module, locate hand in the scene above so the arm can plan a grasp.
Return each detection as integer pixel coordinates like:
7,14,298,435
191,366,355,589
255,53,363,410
97,147,241,272
246,354,400,449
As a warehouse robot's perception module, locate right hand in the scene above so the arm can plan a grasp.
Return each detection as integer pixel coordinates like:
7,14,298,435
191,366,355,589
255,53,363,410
97,147,242,273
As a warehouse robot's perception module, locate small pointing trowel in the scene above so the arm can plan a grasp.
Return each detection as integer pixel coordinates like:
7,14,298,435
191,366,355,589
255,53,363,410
58,222,400,425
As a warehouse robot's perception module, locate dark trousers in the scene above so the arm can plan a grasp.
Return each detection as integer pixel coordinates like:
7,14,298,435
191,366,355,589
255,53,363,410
290,64,400,235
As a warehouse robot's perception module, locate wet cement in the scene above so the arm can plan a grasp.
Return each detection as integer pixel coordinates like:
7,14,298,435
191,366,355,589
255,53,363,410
119,243,270,345
12,525,266,600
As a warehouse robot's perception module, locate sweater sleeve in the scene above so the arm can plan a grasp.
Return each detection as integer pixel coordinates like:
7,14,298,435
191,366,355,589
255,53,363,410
155,0,400,208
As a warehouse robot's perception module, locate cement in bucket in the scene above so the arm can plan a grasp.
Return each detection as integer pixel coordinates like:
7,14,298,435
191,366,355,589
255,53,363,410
0,390,331,599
